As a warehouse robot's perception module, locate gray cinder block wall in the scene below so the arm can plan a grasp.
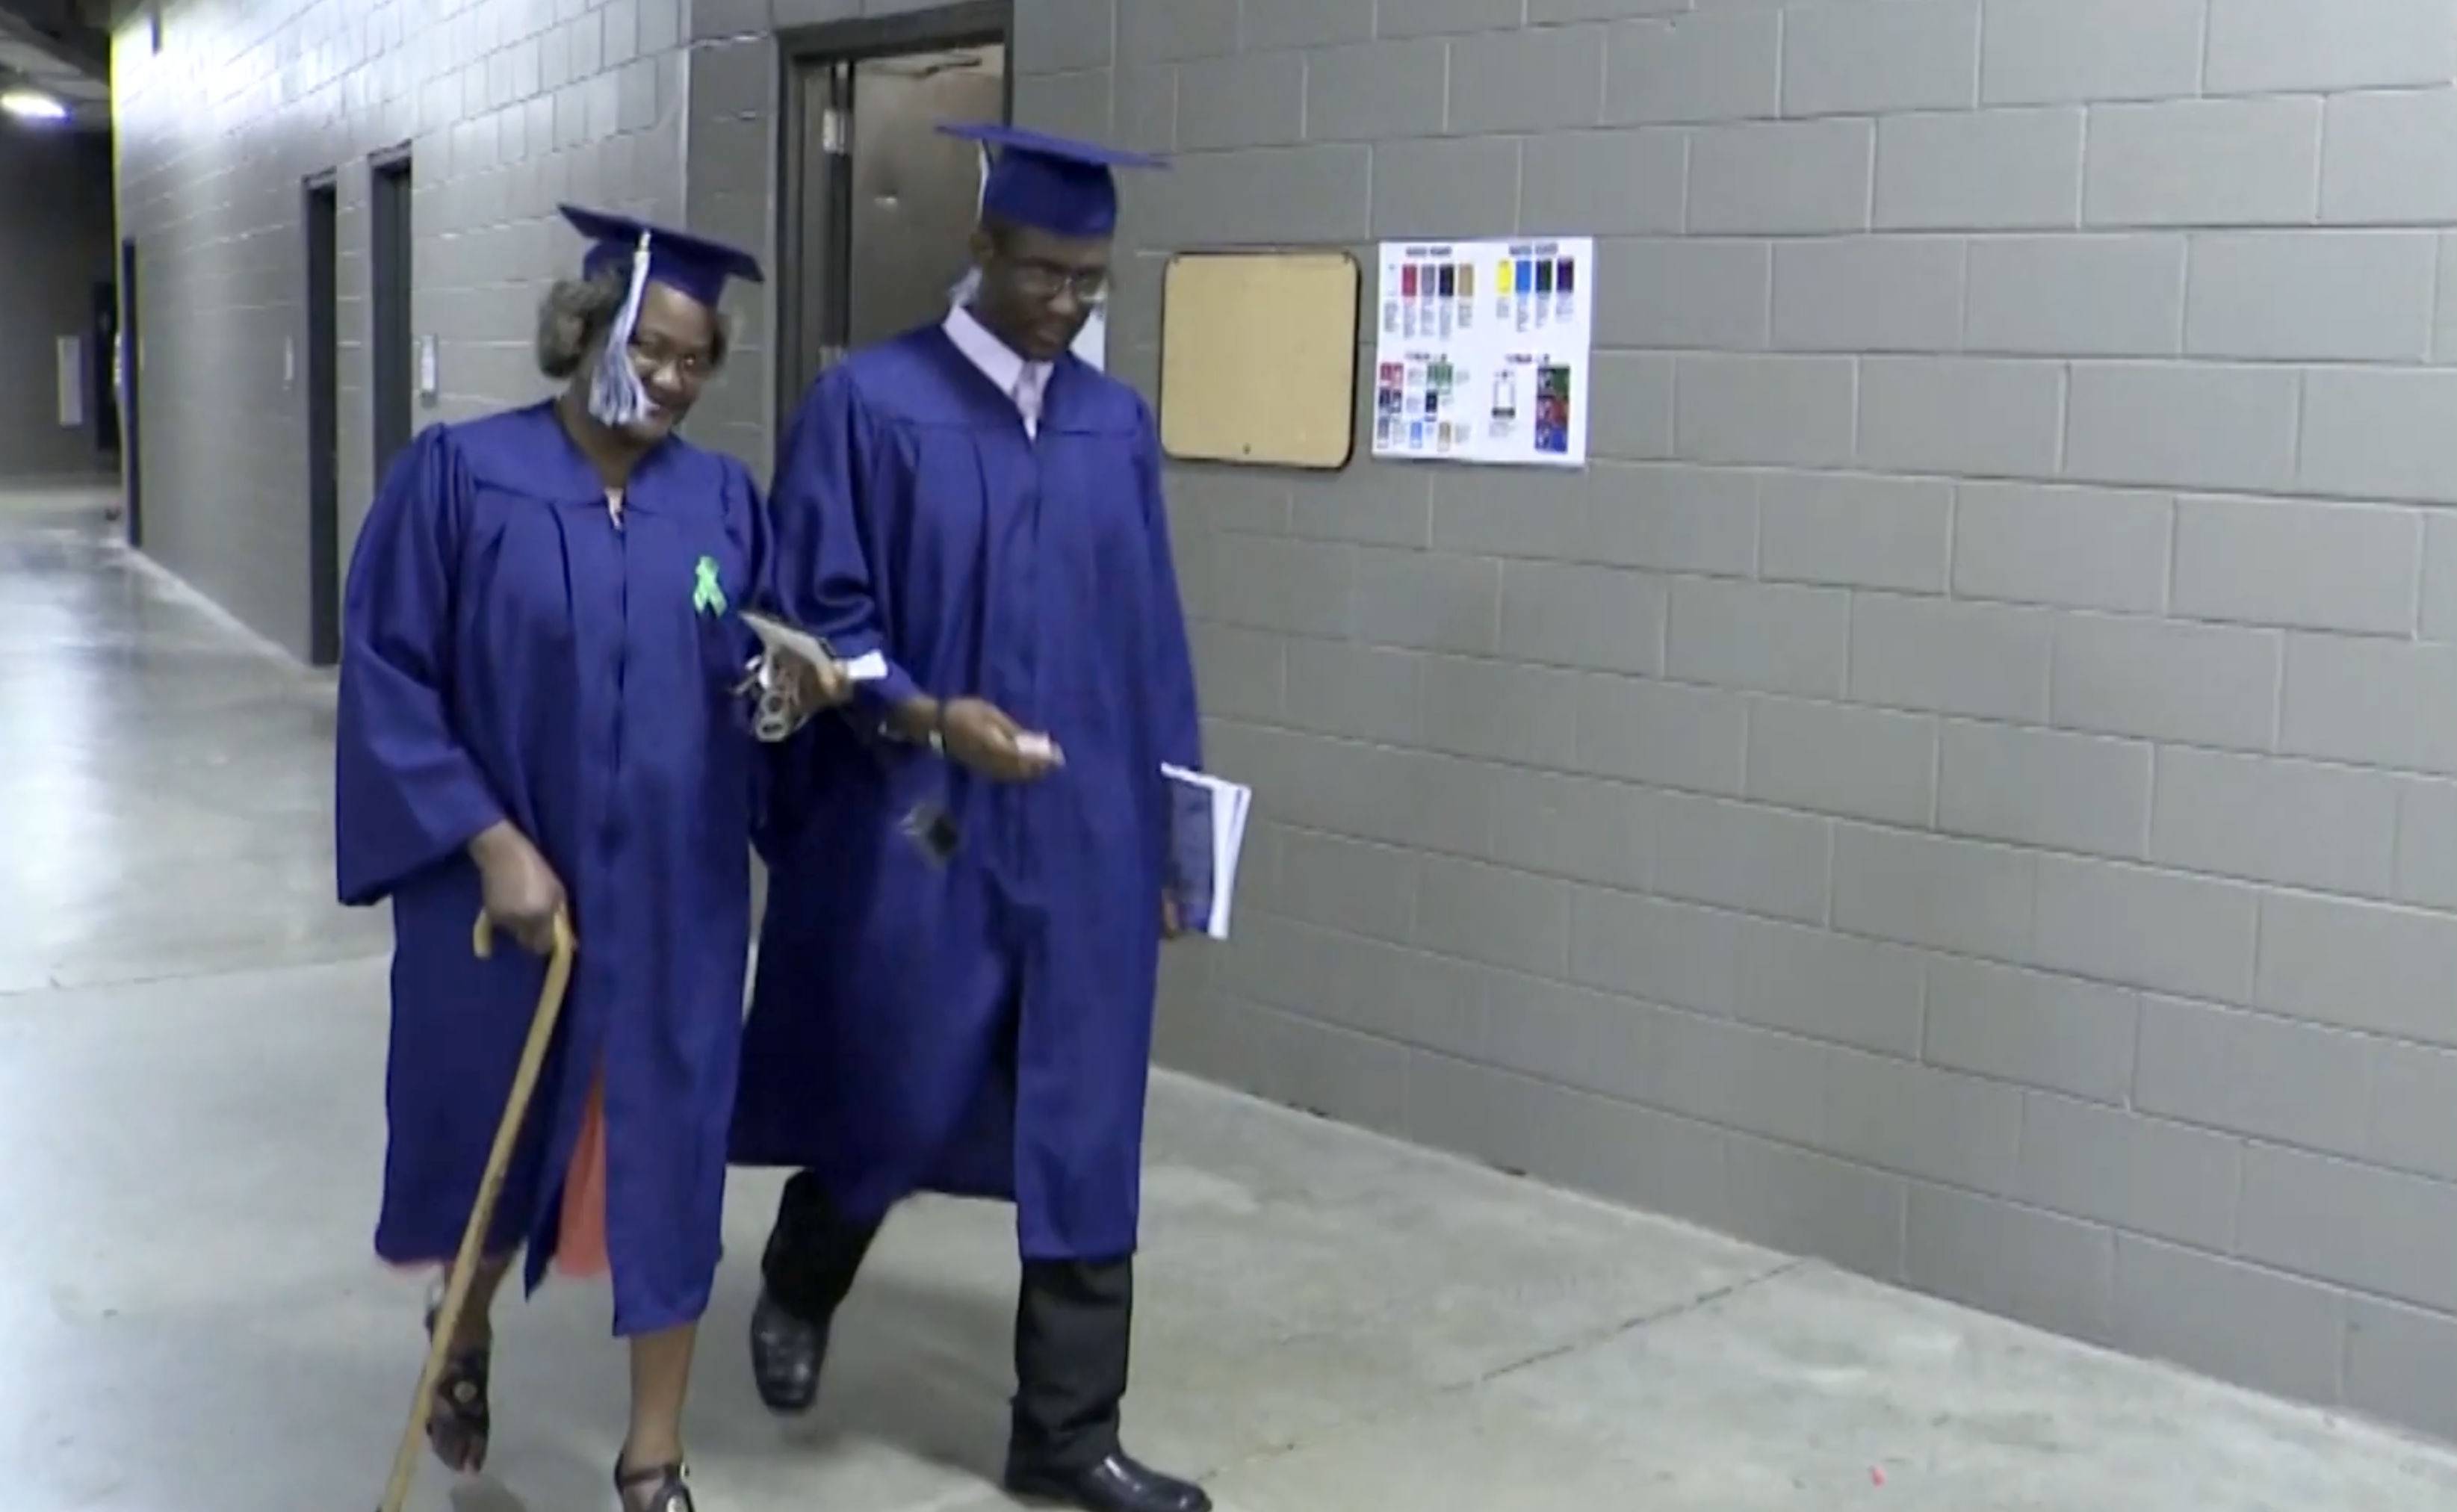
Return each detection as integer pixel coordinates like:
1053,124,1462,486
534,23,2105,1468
1009,0,2457,1443
111,0,693,660
0,127,114,478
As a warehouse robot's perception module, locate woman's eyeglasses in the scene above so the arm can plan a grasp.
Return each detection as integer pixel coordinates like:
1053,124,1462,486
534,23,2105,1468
629,337,716,385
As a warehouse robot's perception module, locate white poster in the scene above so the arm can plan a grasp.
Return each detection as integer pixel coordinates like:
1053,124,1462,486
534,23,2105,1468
1072,303,1106,372
56,335,84,428
1371,236,1593,468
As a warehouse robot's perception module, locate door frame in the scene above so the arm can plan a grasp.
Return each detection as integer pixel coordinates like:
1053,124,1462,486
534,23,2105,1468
774,0,1014,437
304,171,342,667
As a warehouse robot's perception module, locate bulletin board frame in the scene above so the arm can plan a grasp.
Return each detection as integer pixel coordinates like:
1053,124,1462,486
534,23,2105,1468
1156,249,1361,471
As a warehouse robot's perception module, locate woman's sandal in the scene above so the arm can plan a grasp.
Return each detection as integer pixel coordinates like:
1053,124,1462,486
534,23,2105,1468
615,1458,695,1512
421,1301,492,1475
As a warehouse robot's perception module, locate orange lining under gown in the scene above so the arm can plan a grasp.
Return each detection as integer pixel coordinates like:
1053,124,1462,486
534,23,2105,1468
388,1068,613,1286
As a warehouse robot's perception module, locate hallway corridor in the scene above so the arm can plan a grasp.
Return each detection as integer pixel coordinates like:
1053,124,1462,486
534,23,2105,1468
3,483,2454,1511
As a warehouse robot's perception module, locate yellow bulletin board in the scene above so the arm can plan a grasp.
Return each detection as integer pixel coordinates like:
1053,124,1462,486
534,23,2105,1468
1158,250,1360,470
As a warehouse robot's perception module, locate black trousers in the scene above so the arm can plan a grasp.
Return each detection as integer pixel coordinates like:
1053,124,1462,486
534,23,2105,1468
763,1170,1133,1473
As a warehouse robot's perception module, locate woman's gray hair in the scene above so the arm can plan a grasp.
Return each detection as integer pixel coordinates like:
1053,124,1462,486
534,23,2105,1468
534,267,731,380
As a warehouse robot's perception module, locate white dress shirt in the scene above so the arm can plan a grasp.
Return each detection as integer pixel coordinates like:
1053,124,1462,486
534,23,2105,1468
943,302,1052,439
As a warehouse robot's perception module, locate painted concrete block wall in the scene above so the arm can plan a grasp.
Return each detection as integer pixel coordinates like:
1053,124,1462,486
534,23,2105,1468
1010,0,2457,1441
112,0,695,659
0,128,115,478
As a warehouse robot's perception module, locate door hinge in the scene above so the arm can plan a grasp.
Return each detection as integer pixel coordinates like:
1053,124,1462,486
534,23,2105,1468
819,106,850,157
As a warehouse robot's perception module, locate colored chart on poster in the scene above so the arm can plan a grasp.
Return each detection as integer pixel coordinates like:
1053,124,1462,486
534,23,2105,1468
1372,235,1594,468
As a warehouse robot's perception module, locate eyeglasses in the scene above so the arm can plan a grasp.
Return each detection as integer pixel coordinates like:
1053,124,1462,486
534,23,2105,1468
629,335,716,385
1004,255,1109,304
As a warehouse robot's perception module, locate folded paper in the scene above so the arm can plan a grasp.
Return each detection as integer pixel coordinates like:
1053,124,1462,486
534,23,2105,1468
1162,764,1251,941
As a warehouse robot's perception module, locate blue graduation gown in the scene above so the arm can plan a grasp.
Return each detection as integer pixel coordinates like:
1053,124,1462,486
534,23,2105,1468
732,326,1202,1262
335,401,768,1336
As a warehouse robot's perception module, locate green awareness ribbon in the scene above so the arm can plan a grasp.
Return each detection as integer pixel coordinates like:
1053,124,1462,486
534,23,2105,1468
693,555,727,616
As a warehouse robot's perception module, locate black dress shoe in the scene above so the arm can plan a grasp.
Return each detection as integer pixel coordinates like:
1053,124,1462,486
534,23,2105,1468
1005,1451,1212,1512
747,1287,829,1415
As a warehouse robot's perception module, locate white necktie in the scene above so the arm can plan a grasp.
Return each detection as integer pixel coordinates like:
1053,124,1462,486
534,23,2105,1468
1014,367,1044,439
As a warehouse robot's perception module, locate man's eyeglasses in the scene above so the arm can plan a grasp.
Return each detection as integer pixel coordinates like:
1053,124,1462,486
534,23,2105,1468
1004,255,1109,303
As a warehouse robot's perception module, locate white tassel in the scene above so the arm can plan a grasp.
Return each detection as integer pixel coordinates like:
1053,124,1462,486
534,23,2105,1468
588,230,655,427
949,148,991,311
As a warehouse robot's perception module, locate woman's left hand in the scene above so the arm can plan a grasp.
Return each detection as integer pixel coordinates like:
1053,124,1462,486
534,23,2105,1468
746,648,853,743
774,648,854,714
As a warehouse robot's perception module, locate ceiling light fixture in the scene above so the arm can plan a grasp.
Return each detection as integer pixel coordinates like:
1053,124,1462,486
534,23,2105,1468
1,89,71,123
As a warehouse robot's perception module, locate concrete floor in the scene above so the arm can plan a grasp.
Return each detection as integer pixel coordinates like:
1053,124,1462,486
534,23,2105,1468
4,478,2456,1512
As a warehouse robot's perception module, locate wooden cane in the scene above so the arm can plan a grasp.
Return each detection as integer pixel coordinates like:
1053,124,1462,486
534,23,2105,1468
377,908,577,1512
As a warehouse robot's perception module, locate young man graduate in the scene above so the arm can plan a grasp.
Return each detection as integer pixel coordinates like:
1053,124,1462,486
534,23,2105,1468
731,123,1209,1512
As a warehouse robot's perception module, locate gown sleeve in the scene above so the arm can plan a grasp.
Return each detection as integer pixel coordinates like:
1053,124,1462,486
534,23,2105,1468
1134,402,1210,908
724,456,781,834
770,369,923,718
1133,402,1202,775
333,425,505,908
723,453,774,673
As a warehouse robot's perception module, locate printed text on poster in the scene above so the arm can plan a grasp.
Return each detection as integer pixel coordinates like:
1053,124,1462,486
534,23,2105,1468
1372,236,1593,468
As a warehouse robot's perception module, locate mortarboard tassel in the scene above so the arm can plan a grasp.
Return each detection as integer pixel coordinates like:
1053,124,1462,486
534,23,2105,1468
587,229,655,428
946,145,991,311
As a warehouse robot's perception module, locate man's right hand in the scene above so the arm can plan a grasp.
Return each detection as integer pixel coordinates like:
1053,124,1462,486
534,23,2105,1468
938,697,1062,783
468,822,569,955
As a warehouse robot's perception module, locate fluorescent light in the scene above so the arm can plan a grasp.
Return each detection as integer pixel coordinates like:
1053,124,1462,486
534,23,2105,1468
1,90,70,123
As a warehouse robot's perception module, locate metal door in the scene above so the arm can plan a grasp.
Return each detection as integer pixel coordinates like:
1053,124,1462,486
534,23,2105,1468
847,49,1004,350
118,239,140,546
371,149,415,482
91,279,119,458
779,27,1006,415
306,176,341,667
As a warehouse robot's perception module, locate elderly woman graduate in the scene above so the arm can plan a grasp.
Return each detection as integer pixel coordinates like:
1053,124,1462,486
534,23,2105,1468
334,203,848,1512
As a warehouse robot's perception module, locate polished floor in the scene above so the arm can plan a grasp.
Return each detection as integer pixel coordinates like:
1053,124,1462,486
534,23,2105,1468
4,478,2456,1511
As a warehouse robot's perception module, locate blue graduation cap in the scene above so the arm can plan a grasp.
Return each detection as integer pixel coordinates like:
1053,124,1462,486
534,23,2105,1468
935,122,1166,241
556,204,764,427
559,203,765,307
